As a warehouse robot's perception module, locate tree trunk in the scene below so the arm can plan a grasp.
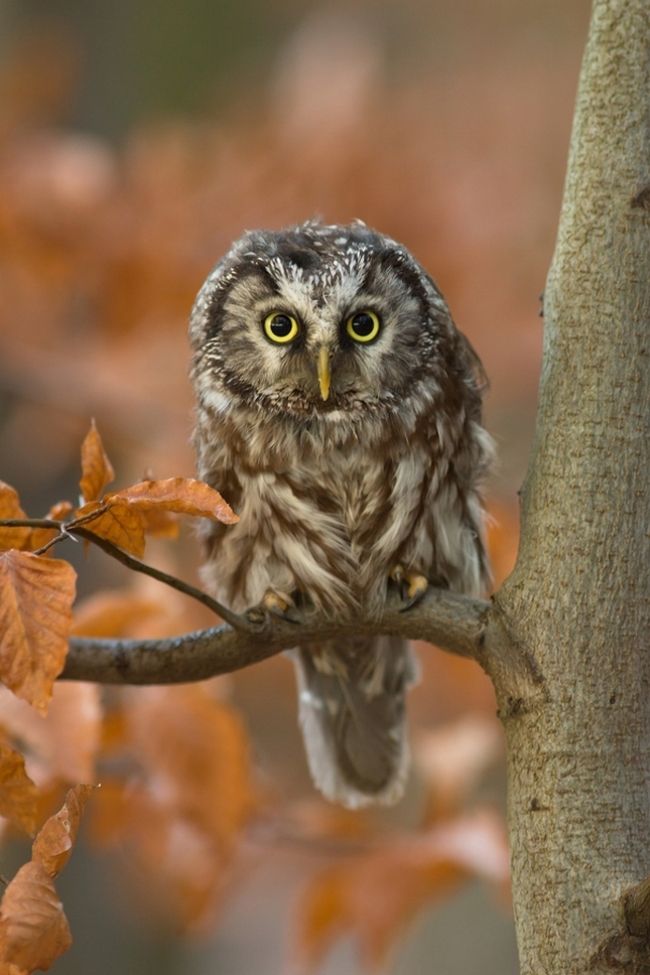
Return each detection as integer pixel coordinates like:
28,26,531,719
495,0,650,970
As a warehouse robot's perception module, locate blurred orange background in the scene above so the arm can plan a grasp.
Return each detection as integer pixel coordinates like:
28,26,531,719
0,1,590,972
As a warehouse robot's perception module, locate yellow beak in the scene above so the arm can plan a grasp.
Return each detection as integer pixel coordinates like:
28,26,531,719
318,346,331,401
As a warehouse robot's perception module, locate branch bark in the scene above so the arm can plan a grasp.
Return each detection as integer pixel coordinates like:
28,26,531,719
494,1,650,971
63,587,537,696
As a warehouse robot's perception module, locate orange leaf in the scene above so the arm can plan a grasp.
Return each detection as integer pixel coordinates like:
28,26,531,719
0,961,26,974
32,785,95,878
90,780,225,931
0,738,40,835
0,552,76,714
0,861,71,972
413,716,503,822
0,485,30,553
286,799,373,844
71,590,170,637
125,686,255,848
295,811,510,971
73,500,146,557
0,683,100,786
110,477,238,525
89,687,257,931
79,420,115,504
138,507,180,540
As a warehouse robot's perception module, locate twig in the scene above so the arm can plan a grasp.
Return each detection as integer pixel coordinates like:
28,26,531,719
0,518,60,530
32,532,73,557
71,526,249,631
0,516,249,632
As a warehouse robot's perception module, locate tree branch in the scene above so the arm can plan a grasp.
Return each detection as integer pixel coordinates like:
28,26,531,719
70,527,248,631
0,517,248,631
61,586,531,688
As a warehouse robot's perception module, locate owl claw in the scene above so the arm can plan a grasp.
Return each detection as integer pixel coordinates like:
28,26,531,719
247,589,301,625
390,566,429,612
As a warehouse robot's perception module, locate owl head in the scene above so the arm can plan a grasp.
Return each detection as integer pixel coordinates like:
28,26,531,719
190,220,481,423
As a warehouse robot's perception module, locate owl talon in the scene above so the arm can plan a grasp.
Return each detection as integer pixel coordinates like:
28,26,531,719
248,589,301,625
391,566,429,611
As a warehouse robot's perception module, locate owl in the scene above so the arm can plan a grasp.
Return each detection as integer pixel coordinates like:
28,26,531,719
189,220,492,808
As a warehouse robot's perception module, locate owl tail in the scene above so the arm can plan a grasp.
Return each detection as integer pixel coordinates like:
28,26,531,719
291,635,418,808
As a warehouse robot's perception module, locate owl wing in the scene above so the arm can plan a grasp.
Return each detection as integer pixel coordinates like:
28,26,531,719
193,424,244,575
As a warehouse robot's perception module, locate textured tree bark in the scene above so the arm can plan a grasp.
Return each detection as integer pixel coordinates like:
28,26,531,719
495,0,650,971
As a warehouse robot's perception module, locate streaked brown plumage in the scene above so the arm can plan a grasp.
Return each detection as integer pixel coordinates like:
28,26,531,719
189,220,492,807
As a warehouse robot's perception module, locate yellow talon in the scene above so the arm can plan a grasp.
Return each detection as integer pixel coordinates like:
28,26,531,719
262,590,293,614
391,566,429,610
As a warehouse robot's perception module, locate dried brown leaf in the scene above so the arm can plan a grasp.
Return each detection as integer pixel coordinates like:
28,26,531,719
295,811,510,971
0,861,71,972
0,683,100,786
0,552,76,714
79,419,115,503
125,686,255,847
71,590,169,637
90,780,226,931
32,785,95,877
0,961,27,975
414,716,502,821
0,484,30,553
88,687,256,931
110,477,238,525
73,500,146,557
0,738,40,835
138,506,180,539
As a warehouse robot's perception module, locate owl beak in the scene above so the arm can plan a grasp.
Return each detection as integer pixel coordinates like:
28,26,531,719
317,346,331,401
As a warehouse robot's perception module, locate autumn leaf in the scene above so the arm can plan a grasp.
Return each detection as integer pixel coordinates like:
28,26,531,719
72,499,146,557
0,862,71,972
124,686,255,850
0,961,27,975
0,552,76,714
284,799,373,845
110,477,238,525
72,478,237,557
137,506,180,540
413,716,503,822
32,785,96,877
71,590,171,637
79,419,115,504
91,781,227,931
0,738,40,835
0,484,30,553
0,786,94,971
294,811,510,971
0,684,100,786
90,687,257,931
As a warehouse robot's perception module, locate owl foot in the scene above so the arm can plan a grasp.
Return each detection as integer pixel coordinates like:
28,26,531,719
246,589,301,625
390,566,429,612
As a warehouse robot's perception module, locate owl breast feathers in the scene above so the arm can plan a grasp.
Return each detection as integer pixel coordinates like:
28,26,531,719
189,219,492,808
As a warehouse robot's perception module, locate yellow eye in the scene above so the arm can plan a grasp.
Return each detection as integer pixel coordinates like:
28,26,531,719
263,311,299,344
346,310,381,343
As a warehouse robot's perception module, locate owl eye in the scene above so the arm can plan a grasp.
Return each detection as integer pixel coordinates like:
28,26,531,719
345,310,381,343
263,311,300,344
